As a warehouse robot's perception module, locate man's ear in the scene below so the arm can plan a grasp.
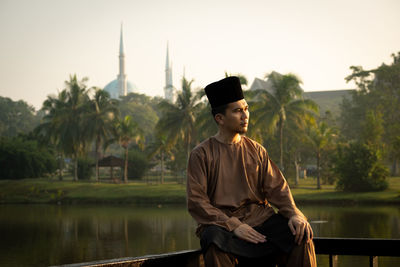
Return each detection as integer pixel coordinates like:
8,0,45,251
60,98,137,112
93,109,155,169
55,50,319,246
215,113,224,125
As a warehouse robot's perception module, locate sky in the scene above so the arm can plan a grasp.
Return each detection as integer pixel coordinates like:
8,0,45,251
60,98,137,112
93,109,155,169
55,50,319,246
0,0,399,110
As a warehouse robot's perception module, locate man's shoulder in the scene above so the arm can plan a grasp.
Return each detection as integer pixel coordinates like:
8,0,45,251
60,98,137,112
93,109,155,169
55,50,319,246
242,136,267,152
191,137,214,155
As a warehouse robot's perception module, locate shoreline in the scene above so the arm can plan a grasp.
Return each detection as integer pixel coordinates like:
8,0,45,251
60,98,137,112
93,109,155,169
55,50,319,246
0,178,399,206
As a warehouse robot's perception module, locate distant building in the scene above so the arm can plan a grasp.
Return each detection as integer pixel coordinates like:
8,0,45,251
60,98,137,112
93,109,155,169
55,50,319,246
104,25,138,99
249,72,354,116
164,42,175,102
249,71,283,92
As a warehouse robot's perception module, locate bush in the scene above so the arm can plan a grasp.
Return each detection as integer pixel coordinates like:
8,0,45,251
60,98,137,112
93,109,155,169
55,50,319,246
75,157,94,180
127,148,151,179
334,142,388,192
0,136,57,179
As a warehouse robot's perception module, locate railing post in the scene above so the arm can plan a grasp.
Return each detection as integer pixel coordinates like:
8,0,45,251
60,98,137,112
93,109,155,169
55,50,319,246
329,254,338,267
369,256,378,267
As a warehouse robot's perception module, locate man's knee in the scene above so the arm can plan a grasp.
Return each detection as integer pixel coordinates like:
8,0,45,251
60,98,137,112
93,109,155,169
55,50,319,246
204,244,237,267
285,239,317,267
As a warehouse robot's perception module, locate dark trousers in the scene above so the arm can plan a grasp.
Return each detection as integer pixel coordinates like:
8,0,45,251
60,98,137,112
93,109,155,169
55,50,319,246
201,214,317,267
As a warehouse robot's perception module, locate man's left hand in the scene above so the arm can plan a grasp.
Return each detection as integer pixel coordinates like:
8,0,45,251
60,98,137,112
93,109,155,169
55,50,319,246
288,215,313,245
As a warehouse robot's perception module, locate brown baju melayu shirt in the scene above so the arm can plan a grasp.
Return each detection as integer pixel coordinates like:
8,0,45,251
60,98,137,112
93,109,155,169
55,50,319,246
187,136,305,236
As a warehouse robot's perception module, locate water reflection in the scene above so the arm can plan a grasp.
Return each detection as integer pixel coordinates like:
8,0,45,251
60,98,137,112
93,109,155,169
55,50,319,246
0,204,399,266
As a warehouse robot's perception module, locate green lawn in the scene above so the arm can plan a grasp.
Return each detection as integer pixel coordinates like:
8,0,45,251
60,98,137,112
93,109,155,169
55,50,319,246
290,177,400,204
0,177,399,205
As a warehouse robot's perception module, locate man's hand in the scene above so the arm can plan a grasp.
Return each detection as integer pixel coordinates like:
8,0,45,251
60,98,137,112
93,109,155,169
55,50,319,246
288,215,313,245
233,224,267,244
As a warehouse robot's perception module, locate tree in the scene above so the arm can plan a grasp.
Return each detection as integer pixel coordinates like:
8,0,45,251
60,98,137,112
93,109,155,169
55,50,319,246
36,75,90,181
0,96,41,137
118,92,160,142
0,136,57,179
156,77,202,168
147,134,171,184
334,142,388,192
306,121,336,189
35,90,68,180
116,115,143,183
85,89,119,182
344,52,400,175
251,72,318,170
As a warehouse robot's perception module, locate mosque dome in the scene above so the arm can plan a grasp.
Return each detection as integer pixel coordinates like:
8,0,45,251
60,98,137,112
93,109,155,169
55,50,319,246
104,79,138,99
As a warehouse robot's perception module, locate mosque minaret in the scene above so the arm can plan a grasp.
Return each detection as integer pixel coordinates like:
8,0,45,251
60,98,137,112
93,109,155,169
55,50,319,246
117,24,128,97
104,24,137,99
164,42,175,102
105,27,174,101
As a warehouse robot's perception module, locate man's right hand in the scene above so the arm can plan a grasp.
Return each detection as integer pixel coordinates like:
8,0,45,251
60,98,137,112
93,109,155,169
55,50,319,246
233,224,267,244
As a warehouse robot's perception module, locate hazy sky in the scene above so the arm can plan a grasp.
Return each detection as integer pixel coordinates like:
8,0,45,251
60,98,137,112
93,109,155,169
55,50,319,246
0,0,399,110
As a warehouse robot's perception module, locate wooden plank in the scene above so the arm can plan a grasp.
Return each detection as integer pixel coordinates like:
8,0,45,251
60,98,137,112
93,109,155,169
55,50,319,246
329,255,338,267
369,256,378,267
54,238,400,267
51,250,203,267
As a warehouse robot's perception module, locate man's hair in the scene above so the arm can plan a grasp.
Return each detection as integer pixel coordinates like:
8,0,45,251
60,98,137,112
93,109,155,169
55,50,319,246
211,104,229,123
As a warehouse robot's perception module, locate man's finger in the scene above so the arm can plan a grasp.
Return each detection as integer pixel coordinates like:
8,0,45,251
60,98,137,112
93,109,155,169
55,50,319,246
307,223,313,241
234,224,266,244
296,223,305,245
288,220,296,235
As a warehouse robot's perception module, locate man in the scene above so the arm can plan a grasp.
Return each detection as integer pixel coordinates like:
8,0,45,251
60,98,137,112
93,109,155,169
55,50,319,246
186,76,316,267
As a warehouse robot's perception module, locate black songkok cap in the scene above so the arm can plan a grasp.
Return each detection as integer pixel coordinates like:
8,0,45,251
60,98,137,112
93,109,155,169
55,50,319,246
204,76,244,109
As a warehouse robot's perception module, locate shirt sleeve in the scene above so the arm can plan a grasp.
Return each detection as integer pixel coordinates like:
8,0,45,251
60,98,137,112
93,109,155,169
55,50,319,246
261,151,306,220
186,149,243,232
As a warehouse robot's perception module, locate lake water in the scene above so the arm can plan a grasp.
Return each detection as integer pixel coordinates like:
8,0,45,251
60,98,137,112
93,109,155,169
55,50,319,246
0,204,399,266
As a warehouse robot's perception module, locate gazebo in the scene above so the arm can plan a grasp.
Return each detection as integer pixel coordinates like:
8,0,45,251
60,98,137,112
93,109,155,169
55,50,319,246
97,155,124,181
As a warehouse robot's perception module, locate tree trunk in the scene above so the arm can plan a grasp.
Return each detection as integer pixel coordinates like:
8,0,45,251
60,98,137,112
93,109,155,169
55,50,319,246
95,139,100,182
124,147,128,183
317,150,321,189
294,154,299,186
184,129,191,184
391,159,398,176
161,151,164,184
279,120,284,171
58,152,63,181
74,155,78,181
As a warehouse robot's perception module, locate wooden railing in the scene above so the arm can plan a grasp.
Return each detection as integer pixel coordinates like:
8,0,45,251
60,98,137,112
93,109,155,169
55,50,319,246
54,237,400,267
313,237,400,267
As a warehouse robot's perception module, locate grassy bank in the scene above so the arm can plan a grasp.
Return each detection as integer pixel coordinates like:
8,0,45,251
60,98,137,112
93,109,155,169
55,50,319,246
0,177,399,205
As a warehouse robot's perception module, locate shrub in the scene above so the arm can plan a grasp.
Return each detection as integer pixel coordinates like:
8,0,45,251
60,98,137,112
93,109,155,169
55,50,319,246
127,148,152,179
76,157,94,180
334,142,388,192
0,136,57,179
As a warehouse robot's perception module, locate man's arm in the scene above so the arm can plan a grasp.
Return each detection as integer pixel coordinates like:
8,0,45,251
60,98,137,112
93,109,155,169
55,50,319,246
262,154,313,244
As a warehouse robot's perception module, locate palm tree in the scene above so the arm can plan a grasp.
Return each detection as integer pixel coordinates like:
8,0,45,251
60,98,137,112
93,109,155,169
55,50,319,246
251,72,318,170
36,75,90,181
35,90,69,180
147,134,170,184
85,88,119,182
307,121,336,189
60,75,91,181
116,115,143,183
156,77,202,165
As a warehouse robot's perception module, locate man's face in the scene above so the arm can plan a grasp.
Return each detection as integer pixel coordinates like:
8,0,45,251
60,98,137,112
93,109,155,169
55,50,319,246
217,99,249,134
